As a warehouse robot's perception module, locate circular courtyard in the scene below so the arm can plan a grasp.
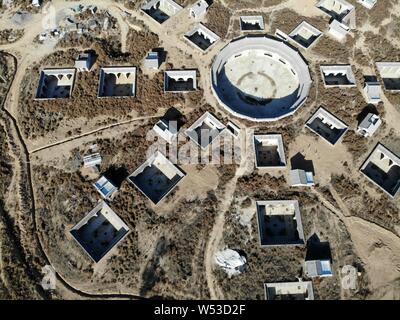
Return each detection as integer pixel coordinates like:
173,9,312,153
211,36,313,121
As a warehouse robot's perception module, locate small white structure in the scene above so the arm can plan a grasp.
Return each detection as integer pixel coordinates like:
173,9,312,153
239,16,265,31
306,107,348,146
304,260,333,278
357,113,382,137
127,151,186,204
189,0,209,19
253,134,286,168
360,143,400,198
75,52,93,72
363,81,381,104
186,111,225,149
70,201,130,263
153,119,178,143
98,67,137,97
358,0,377,9
83,153,102,168
289,169,314,187
144,51,160,70
376,62,400,91
328,19,350,41
94,176,118,199
164,70,197,92
264,281,314,300
256,200,305,247
141,0,183,24
288,21,322,49
36,68,76,99
184,23,220,51
215,249,247,276
32,0,41,7
320,65,356,87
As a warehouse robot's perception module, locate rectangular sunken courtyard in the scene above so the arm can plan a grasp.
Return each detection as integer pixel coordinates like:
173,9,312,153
264,282,314,300
164,70,197,92
239,16,265,31
320,65,356,87
141,0,183,24
184,24,220,51
127,151,186,204
256,200,305,247
306,107,348,145
253,134,286,168
98,67,137,97
360,144,400,198
70,201,130,263
289,21,322,49
36,68,76,99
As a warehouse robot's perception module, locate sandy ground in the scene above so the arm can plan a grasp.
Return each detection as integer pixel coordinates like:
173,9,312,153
0,0,399,300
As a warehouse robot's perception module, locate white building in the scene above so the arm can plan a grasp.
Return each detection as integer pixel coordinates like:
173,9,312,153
141,0,183,24
357,113,382,137
358,0,377,9
189,0,209,19
304,260,333,278
288,21,323,49
83,153,102,168
75,52,93,72
328,19,350,41
289,169,314,187
93,176,118,199
363,81,381,104
153,118,178,143
144,51,160,70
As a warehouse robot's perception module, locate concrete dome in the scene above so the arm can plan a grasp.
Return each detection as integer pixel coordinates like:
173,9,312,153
211,36,312,122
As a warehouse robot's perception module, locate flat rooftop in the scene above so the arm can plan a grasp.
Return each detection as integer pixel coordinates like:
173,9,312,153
256,200,305,246
360,143,400,198
127,151,186,204
36,68,76,99
306,107,348,145
70,201,130,263
253,134,286,168
98,67,137,97
265,281,314,300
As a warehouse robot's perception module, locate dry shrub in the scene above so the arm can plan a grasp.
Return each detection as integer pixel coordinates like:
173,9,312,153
204,2,231,38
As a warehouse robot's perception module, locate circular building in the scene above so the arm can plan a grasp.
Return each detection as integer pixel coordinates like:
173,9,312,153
211,36,312,122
